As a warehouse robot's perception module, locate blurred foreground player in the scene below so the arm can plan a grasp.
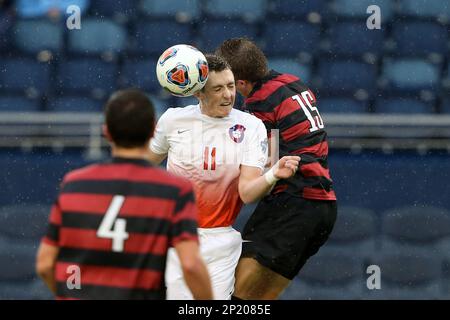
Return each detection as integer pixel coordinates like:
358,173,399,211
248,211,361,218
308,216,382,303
36,89,212,300
148,54,300,300
217,38,337,300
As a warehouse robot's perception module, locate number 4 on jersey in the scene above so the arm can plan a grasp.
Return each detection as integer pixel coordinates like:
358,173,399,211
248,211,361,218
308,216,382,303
292,91,324,132
97,195,129,252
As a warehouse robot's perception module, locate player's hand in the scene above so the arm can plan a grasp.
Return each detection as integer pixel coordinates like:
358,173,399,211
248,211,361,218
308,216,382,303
273,156,301,179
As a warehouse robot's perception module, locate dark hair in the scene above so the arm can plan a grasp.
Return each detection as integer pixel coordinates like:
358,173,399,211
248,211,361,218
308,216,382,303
215,37,268,82
104,89,155,148
204,53,231,73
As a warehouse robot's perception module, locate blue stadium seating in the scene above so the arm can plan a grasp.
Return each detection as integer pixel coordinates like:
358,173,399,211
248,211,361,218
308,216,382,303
326,21,385,57
140,0,201,21
441,96,450,114
281,249,364,299
374,97,433,114
268,58,311,84
318,97,368,113
365,251,442,299
0,151,91,206
380,206,450,254
0,11,14,53
382,59,440,93
269,0,326,19
56,58,117,97
391,22,448,57
89,0,137,19
0,58,50,96
68,18,127,55
325,206,378,254
0,95,41,112
132,20,193,56
204,0,267,21
331,0,394,22
263,21,321,56
0,204,50,240
318,60,377,96
198,20,258,52
13,19,63,55
398,0,450,20
46,96,102,112
121,59,160,93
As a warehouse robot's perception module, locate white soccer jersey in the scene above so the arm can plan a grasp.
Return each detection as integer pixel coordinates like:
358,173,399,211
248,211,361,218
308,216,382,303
150,104,268,228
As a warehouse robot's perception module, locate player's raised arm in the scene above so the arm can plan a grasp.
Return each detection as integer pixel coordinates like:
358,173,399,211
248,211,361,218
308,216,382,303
239,156,300,204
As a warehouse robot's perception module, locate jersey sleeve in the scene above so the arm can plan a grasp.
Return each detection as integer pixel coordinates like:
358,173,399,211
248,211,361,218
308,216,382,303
41,199,62,247
170,181,199,247
241,118,268,170
150,109,172,155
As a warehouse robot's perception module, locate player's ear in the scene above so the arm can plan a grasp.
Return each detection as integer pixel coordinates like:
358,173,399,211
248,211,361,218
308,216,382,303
102,124,113,142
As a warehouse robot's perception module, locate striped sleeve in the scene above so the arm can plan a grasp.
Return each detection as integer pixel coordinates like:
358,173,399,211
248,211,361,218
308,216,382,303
42,200,62,246
170,182,198,246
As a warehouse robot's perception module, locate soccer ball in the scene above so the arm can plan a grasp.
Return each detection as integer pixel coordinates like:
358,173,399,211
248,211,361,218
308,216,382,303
156,44,209,97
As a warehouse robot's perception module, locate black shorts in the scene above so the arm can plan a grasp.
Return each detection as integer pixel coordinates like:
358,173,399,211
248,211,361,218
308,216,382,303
241,193,337,280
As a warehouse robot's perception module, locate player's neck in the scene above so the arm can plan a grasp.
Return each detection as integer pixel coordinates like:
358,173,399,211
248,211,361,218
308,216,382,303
111,146,149,160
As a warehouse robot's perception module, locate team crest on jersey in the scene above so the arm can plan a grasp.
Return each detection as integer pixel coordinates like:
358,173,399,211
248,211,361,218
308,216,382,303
229,124,246,143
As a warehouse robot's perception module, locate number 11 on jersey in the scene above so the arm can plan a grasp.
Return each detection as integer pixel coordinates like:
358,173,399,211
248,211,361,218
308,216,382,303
203,146,216,170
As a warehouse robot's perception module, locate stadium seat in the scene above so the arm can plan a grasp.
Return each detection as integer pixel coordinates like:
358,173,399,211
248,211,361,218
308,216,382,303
267,58,311,84
382,59,440,93
132,20,192,56
380,206,450,254
263,21,321,56
398,0,450,20
374,97,433,114
198,20,258,52
365,251,442,299
0,11,14,53
204,0,267,21
331,0,394,22
0,95,41,112
281,249,364,299
269,0,326,19
0,204,50,240
441,96,450,114
46,96,103,112
0,58,50,96
89,0,137,19
13,19,63,55
326,206,378,254
0,238,38,281
318,97,369,114
68,18,127,55
56,58,117,97
140,0,201,21
16,0,89,18
391,22,448,57
318,60,376,96
121,59,160,93
148,95,171,119
326,21,385,57
0,151,91,206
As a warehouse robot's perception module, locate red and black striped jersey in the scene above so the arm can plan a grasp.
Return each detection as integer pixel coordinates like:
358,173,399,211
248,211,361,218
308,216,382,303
42,157,198,300
244,70,336,201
